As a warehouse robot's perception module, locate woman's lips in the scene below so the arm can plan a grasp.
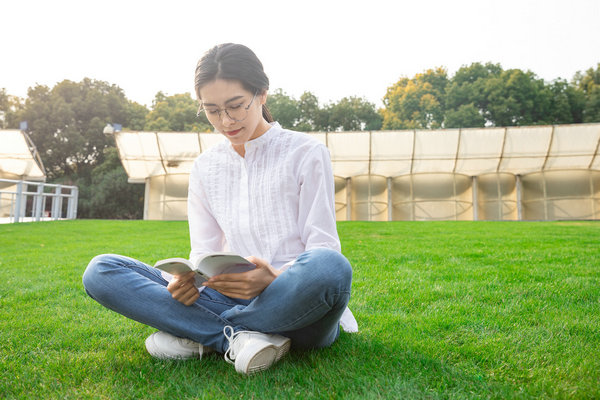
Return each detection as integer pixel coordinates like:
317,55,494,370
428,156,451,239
225,128,242,136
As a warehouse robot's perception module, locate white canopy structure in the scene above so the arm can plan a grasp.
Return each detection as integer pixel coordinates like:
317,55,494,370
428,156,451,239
0,130,45,181
115,123,600,221
0,130,50,222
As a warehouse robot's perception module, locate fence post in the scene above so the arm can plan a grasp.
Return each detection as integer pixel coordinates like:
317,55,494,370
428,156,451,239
14,181,23,223
67,186,78,219
51,185,63,220
34,183,44,221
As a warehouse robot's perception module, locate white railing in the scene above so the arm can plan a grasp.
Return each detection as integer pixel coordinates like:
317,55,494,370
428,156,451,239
0,179,78,223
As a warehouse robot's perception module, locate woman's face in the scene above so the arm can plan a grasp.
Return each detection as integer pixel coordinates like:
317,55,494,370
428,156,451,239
198,79,270,155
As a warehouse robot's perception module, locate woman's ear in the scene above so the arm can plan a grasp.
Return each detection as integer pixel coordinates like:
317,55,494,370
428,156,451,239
259,90,268,105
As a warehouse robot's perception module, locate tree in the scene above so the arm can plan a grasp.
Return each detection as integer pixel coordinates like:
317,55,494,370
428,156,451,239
14,78,145,179
266,89,302,129
444,62,502,128
547,79,585,124
127,101,150,131
296,91,322,131
322,96,382,131
0,88,24,129
87,147,144,219
144,92,211,132
382,67,448,129
484,69,552,126
574,63,600,122
444,103,486,128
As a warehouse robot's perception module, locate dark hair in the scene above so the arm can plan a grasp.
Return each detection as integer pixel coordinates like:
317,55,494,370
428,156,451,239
194,43,273,122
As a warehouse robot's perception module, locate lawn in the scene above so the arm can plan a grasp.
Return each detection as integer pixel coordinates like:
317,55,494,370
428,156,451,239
0,220,598,399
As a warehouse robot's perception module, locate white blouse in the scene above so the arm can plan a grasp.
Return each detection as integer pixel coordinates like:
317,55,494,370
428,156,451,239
186,122,358,332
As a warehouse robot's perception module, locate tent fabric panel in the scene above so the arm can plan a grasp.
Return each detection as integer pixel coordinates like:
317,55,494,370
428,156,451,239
328,132,371,177
369,131,413,176
499,126,551,173
454,128,505,175
331,161,370,178
545,125,600,170
414,129,460,159
115,131,161,160
0,130,45,180
146,174,189,220
156,132,201,156
370,131,413,160
411,130,459,173
328,132,370,161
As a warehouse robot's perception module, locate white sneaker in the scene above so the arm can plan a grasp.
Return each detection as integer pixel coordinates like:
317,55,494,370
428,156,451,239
223,326,291,374
145,331,213,360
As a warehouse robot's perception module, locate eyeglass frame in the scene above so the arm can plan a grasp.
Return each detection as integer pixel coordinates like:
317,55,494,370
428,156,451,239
196,92,258,122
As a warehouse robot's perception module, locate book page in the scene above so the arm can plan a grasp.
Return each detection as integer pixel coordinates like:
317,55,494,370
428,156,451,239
153,257,194,275
197,254,255,277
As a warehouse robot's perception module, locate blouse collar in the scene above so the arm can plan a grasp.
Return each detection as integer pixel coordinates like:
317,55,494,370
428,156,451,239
222,122,282,157
244,122,281,151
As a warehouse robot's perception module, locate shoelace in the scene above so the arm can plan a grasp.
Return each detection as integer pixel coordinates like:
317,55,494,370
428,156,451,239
223,325,256,364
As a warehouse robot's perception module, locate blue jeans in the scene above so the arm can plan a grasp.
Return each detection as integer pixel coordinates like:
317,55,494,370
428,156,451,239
82,248,352,354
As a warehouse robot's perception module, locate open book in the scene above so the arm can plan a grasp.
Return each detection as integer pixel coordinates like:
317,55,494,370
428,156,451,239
154,252,255,285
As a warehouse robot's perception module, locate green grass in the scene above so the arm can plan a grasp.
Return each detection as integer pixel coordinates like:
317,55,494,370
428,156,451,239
0,220,599,399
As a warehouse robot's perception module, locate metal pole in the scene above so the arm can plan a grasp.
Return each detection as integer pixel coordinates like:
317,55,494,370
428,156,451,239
346,177,352,221
387,177,392,221
410,175,415,221
144,178,151,220
472,176,478,221
516,175,523,221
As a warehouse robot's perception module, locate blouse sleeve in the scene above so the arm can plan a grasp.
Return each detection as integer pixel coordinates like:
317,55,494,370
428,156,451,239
296,144,341,252
187,159,226,265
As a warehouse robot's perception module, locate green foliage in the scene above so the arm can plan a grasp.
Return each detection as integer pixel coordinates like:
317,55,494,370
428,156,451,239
127,101,151,131
384,62,599,129
322,96,383,131
574,63,600,122
13,78,147,179
382,67,449,129
144,92,211,132
88,148,144,219
266,89,382,132
547,79,585,124
444,62,502,128
485,69,552,126
0,88,24,129
0,220,599,399
266,89,303,129
56,148,144,219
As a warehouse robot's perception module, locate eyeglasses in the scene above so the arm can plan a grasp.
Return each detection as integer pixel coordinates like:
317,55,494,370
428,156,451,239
197,92,258,122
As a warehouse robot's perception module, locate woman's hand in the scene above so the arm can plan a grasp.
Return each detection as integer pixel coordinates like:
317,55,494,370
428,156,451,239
202,256,281,299
167,271,200,306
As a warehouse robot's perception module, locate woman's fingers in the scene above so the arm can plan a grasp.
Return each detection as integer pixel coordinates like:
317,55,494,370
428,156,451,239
167,272,200,305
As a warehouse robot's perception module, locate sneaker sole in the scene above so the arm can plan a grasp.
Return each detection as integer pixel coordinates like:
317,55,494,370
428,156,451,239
235,337,291,374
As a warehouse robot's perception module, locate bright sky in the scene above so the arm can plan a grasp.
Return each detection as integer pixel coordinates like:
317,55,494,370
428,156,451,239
1,0,599,108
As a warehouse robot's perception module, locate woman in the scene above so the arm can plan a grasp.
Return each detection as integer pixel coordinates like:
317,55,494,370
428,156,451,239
82,43,356,375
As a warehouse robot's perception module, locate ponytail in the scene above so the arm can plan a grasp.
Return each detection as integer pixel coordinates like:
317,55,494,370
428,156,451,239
262,104,274,123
